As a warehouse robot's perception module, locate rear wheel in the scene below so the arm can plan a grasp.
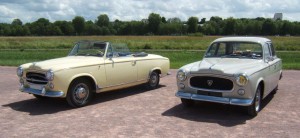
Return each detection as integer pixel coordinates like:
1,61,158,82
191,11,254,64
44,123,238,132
247,85,262,117
147,71,160,89
66,79,94,107
181,98,194,107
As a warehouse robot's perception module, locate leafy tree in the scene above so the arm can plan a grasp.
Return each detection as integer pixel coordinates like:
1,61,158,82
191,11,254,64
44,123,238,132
280,21,293,35
54,21,75,35
210,16,222,23
167,17,181,23
200,18,206,24
85,21,101,35
96,14,110,27
72,16,85,35
161,17,167,23
12,19,22,26
30,18,51,35
223,17,236,35
262,19,276,35
187,16,198,33
148,13,161,34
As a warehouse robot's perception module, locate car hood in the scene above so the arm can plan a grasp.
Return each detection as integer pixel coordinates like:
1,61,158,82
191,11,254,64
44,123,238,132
25,56,104,72
186,58,265,76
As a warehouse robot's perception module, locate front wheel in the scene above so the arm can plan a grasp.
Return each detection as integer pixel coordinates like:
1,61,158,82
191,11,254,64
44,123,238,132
147,71,160,89
66,79,94,107
247,85,262,117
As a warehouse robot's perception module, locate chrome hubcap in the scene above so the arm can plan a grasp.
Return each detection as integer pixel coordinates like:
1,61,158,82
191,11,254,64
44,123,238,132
255,89,261,112
76,87,87,99
73,83,89,104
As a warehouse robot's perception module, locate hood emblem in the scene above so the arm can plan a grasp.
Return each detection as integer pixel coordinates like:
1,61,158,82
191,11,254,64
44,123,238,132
207,80,213,86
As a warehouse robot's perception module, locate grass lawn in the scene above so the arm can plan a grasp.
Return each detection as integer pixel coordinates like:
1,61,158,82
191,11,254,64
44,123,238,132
0,49,299,69
1,36,300,51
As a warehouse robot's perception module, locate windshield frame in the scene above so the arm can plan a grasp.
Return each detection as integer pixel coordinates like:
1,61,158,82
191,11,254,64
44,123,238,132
68,41,108,57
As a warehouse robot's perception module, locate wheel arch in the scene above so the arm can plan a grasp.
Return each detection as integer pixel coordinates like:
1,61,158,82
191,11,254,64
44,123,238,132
256,79,265,98
67,74,97,94
149,67,162,77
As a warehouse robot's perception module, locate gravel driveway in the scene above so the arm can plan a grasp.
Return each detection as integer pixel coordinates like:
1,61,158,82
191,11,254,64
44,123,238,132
0,66,299,137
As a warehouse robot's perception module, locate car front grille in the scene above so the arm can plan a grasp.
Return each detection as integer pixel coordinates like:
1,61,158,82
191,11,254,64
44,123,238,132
190,76,233,91
26,72,48,85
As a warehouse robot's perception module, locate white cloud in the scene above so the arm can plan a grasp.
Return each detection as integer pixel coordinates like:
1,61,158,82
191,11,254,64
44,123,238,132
0,0,299,23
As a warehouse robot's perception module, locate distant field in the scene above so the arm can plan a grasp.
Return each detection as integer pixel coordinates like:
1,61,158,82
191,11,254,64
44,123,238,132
0,36,300,51
0,49,299,69
0,36,299,69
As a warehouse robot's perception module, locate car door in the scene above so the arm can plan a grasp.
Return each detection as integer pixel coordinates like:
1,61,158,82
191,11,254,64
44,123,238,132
263,42,280,95
267,42,281,92
263,43,274,95
104,45,137,87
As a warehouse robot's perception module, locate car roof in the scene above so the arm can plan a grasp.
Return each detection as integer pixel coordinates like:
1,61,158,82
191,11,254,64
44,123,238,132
212,37,271,44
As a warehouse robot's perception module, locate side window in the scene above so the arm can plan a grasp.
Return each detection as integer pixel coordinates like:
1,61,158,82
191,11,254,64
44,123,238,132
269,43,276,57
264,43,271,58
106,45,113,57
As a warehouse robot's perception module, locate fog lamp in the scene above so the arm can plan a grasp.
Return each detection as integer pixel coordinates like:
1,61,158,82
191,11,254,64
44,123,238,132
48,82,54,89
179,83,185,89
238,89,245,95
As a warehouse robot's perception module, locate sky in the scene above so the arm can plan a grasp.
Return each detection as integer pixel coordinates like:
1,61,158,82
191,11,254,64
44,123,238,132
0,0,300,23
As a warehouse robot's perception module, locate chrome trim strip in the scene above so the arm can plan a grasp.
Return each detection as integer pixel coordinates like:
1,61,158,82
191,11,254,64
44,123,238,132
20,87,64,97
26,78,48,83
105,58,169,65
176,91,252,106
97,79,148,89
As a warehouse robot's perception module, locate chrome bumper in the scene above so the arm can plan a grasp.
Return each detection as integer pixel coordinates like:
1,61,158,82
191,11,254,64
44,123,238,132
20,87,64,97
176,91,253,106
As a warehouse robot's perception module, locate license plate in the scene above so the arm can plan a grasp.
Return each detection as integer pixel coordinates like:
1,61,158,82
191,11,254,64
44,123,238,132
30,84,43,90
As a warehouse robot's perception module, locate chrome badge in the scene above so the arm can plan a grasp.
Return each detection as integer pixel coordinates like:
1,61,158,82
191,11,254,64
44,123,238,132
207,80,213,86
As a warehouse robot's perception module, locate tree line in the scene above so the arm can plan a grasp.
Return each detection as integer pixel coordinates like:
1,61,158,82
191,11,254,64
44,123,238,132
0,13,300,36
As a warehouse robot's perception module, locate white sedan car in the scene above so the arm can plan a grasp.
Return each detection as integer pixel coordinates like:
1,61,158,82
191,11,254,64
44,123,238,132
176,37,282,116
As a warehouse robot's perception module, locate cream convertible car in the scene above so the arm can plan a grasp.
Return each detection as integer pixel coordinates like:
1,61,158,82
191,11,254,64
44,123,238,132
17,41,170,107
176,37,282,116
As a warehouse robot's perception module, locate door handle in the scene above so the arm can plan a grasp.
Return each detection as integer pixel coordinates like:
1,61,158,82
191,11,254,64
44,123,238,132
132,61,136,66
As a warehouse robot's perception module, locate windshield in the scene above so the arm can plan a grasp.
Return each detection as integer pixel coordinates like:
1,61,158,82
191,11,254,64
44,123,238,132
205,42,263,59
68,41,107,57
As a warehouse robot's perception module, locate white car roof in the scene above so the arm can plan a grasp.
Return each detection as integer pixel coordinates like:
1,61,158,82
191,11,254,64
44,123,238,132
212,37,271,45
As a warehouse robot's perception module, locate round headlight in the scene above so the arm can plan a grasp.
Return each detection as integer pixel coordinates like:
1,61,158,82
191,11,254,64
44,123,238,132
17,67,23,77
46,70,54,81
177,70,187,81
236,74,248,86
